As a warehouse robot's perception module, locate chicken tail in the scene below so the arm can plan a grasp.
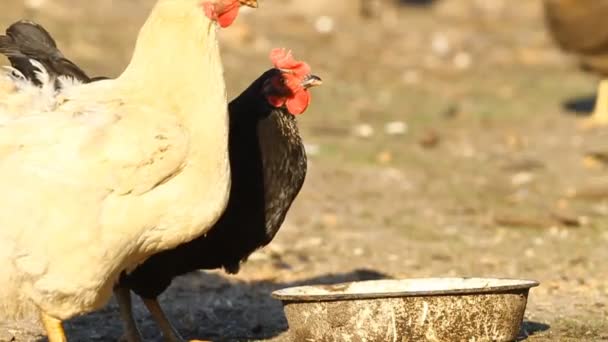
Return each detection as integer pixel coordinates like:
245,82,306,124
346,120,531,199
0,20,93,85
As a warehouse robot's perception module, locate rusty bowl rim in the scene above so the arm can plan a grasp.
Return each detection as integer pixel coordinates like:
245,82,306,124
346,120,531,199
271,277,540,302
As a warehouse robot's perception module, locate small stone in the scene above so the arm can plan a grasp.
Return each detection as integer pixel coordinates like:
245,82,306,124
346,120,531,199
511,172,534,187
385,121,408,135
314,16,335,34
419,130,440,149
353,123,374,138
431,32,450,56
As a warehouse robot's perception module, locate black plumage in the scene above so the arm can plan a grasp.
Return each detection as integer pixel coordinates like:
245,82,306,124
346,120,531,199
0,20,96,84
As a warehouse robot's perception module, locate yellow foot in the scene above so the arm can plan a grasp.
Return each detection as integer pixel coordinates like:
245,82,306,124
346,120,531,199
581,78,608,130
40,311,67,342
189,340,212,342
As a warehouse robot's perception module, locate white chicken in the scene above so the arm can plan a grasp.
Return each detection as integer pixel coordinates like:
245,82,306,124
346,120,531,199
0,0,257,341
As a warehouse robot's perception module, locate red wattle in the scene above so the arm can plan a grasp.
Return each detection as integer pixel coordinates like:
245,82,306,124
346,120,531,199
286,90,311,115
217,3,240,28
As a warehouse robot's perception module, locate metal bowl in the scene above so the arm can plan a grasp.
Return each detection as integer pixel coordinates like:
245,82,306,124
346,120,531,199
272,277,539,342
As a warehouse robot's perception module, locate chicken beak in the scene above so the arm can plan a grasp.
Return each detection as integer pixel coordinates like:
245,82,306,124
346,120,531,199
301,74,323,89
239,0,258,8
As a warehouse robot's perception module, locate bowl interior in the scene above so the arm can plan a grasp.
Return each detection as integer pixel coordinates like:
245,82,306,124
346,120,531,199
272,277,539,301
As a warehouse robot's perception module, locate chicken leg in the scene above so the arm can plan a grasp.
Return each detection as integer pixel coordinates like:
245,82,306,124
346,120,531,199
40,311,67,342
115,287,143,342
580,79,608,129
142,298,210,342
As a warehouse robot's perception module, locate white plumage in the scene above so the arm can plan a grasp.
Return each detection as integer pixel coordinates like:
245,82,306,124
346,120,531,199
0,0,231,326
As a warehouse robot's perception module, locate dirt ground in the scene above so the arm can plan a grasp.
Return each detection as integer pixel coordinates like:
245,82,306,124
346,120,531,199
1,0,607,341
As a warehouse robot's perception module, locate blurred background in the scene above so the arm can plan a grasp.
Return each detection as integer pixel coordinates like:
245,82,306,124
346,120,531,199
1,0,607,341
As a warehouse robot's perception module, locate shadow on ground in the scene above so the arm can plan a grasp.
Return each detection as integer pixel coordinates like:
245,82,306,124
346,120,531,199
518,321,551,341
57,269,390,342
563,94,596,115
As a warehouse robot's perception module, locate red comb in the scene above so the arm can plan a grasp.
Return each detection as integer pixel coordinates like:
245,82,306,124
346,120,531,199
269,48,311,77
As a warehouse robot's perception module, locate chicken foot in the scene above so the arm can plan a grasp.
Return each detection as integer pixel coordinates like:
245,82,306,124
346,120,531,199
581,79,608,129
115,287,143,342
142,298,210,342
40,311,67,342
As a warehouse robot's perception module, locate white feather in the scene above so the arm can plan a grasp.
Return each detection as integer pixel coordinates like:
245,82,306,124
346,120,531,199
57,75,84,90
0,59,85,122
30,60,51,86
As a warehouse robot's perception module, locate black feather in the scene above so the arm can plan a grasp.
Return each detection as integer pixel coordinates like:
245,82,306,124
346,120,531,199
0,20,93,84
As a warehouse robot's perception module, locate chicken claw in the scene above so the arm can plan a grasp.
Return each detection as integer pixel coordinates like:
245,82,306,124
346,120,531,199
40,312,67,342
142,298,190,342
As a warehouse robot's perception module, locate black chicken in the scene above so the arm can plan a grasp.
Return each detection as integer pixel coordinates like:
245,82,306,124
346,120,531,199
1,21,321,342
119,49,320,341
